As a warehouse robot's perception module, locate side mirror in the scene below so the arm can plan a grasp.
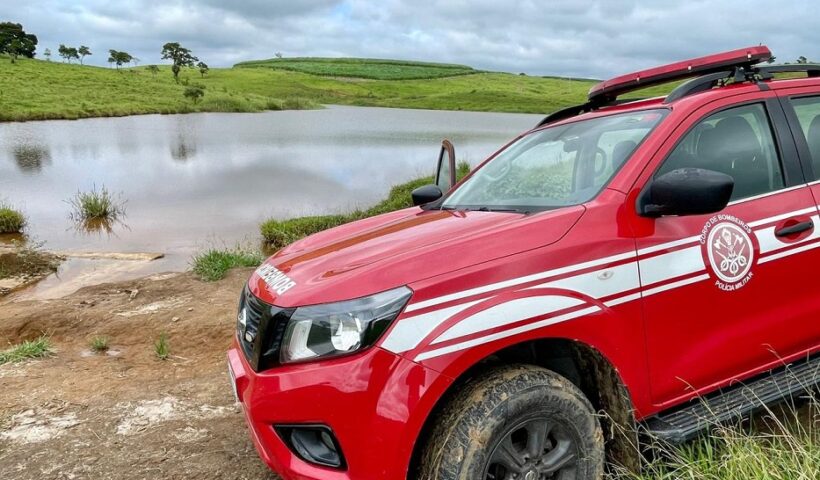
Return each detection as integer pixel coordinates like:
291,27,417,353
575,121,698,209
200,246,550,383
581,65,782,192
412,184,443,206
436,139,456,192
638,168,734,217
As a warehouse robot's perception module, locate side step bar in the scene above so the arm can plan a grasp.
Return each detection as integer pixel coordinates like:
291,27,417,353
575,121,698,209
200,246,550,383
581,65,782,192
643,355,820,444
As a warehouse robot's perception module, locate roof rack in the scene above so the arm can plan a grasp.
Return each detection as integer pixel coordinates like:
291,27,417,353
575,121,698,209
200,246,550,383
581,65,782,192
537,46,775,128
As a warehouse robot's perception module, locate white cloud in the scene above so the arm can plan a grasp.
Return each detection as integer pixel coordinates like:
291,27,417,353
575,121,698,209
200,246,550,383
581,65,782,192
1,0,816,78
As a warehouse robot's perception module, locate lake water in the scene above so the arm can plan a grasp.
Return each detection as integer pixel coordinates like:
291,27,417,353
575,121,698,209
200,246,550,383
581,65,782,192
0,106,541,291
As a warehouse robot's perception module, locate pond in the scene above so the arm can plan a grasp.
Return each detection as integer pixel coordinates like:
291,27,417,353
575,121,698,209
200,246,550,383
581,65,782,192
0,106,542,293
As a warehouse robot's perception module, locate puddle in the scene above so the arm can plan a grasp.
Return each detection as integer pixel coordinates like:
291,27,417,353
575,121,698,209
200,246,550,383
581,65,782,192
8,256,176,301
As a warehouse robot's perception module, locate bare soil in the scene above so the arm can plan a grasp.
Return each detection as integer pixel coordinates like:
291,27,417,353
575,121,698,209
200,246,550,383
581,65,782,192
0,268,278,480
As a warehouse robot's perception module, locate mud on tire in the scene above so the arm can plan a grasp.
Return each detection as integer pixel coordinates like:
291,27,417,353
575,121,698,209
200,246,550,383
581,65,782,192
416,364,604,480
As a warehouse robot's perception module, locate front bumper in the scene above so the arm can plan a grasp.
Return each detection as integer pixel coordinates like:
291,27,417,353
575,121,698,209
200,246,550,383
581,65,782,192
228,339,447,480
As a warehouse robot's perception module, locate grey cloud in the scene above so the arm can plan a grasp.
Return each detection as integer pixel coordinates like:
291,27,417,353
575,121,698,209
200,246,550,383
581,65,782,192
0,0,817,78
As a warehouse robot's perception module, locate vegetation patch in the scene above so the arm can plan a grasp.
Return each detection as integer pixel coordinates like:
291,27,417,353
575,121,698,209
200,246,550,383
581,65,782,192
626,402,820,480
192,247,264,282
0,202,26,233
0,337,52,365
89,336,110,353
67,185,126,222
154,333,170,360
235,57,477,80
261,161,471,249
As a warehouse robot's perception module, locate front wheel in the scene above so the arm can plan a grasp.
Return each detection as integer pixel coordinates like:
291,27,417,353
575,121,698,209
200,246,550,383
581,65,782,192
416,365,604,480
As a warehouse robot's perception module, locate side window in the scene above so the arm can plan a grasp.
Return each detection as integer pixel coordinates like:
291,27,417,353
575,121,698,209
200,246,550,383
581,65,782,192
657,103,784,201
789,96,820,179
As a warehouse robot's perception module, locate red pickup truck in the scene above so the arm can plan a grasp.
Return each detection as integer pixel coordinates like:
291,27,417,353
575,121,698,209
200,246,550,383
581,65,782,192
228,46,820,480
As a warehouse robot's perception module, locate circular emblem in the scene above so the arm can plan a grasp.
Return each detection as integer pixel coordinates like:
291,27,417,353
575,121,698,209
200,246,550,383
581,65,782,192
700,215,756,291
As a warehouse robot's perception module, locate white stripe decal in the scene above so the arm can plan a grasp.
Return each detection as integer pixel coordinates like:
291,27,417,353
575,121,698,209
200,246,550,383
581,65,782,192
759,240,820,264
404,250,637,313
748,207,816,228
528,262,640,300
380,300,481,353
756,215,820,254
637,235,700,256
433,296,585,345
639,246,705,287
415,306,601,362
642,274,710,297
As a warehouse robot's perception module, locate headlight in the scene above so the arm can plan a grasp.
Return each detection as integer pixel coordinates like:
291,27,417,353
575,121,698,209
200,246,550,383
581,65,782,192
280,286,412,363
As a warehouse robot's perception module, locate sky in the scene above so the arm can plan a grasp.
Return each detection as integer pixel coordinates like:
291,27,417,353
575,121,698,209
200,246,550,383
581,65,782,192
1,0,817,79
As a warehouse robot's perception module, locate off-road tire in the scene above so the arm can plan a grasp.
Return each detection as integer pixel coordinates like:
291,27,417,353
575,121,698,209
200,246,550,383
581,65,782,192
416,364,604,480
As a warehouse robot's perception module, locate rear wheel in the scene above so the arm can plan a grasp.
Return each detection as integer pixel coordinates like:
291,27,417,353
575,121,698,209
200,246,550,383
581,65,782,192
416,365,604,480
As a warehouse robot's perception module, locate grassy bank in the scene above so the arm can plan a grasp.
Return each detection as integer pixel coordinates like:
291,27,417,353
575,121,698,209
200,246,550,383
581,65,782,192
261,162,471,249
235,57,478,80
0,55,598,121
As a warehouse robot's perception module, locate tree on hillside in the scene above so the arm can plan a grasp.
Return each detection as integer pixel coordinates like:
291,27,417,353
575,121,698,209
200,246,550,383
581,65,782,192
78,45,91,64
183,84,205,104
275,52,283,59
107,49,133,69
197,61,209,77
58,44,79,63
5,38,29,63
43,48,51,61
0,22,37,59
797,56,808,64
146,64,159,76
161,42,198,83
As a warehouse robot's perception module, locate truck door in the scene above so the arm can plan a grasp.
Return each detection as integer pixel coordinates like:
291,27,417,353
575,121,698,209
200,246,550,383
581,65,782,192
632,95,819,406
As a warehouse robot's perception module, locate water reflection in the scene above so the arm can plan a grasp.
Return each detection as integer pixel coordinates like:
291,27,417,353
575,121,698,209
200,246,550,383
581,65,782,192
0,106,541,271
69,217,130,237
170,137,197,162
12,144,51,173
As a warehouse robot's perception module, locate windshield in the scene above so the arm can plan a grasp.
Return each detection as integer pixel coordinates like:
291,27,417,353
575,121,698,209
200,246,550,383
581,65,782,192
441,109,667,212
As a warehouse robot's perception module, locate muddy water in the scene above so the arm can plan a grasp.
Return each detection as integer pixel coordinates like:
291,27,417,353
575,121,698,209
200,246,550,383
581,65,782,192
0,106,541,294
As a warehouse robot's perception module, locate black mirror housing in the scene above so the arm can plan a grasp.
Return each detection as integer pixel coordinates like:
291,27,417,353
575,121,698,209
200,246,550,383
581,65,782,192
412,184,444,207
639,168,734,217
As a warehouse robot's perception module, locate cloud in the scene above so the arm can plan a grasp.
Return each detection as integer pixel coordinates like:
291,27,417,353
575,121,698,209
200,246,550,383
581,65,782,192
1,0,816,78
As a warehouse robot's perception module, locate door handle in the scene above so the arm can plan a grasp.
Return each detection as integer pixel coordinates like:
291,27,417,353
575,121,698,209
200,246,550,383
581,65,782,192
775,220,814,237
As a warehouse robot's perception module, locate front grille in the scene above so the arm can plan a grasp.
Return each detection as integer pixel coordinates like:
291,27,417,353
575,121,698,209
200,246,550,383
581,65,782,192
237,288,295,372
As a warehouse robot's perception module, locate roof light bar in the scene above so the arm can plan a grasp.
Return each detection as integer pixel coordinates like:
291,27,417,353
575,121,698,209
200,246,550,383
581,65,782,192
588,46,772,103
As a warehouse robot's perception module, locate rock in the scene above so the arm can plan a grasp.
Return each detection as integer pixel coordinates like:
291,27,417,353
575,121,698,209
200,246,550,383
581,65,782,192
171,316,180,322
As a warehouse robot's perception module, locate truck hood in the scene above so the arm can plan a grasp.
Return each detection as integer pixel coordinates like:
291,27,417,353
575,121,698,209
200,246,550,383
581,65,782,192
249,205,585,307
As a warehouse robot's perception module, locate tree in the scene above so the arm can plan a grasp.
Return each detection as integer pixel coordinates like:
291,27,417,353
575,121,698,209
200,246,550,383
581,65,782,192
0,22,37,59
43,48,51,61
78,45,91,65
197,61,209,77
161,42,198,83
797,56,808,64
58,44,79,63
146,65,160,76
6,38,29,63
107,49,133,69
183,85,205,104
275,52,283,59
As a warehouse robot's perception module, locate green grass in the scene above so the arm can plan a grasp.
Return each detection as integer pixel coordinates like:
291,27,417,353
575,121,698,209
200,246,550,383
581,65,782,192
261,161,471,249
235,57,477,80
89,335,110,353
0,203,26,233
0,56,606,121
67,185,126,221
0,337,52,364
626,401,820,480
154,333,170,360
192,247,264,281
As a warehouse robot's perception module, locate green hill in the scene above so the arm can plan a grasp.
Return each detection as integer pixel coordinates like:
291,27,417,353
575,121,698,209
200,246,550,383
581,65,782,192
0,55,658,122
234,57,478,80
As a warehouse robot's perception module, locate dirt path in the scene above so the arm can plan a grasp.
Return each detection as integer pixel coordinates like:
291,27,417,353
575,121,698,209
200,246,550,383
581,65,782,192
0,268,278,480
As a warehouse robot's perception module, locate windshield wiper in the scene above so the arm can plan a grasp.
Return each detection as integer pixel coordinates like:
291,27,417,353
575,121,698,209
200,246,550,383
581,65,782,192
474,206,529,214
